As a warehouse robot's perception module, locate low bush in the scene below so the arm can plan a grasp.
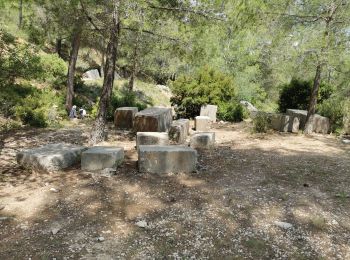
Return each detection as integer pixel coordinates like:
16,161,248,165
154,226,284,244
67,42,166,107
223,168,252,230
218,103,248,122
253,113,270,133
317,97,346,134
170,66,236,119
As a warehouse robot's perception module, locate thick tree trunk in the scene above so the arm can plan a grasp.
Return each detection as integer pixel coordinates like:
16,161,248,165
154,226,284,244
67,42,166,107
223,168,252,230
128,32,140,92
304,64,322,134
65,26,82,113
18,0,23,28
90,1,120,145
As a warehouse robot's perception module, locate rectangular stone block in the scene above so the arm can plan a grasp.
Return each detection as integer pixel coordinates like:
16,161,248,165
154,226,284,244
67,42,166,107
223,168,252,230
133,107,172,132
114,107,138,130
286,109,308,129
200,105,218,122
268,113,300,133
195,116,211,131
169,119,190,144
136,132,169,148
313,114,330,134
138,145,197,174
16,143,86,172
190,132,215,149
81,146,124,171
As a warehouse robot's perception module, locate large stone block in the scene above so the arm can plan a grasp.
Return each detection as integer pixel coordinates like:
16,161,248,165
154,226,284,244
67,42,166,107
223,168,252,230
138,145,197,174
286,109,330,133
286,109,308,129
190,132,215,149
133,107,172,132
169,119,190,144
136,132,169,148
195,116,211,131
114,107,138,130
16,143,86,172
313,114,330,134
268,113,300,133
81,146,124,171
200,105,218,122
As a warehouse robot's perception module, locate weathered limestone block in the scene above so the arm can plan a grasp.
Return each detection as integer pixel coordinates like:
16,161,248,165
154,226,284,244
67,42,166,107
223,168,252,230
268,113,300,133
81,146,124,171
286,109,330,133
138,145,197,174
286,109,308,129
313,114,330,134
114,107,138,130
169,119,190,144
133,107,172,132
200,105,218,122
195,116,211,131
190,132,215,149
16,143,86,172
136,132,169,148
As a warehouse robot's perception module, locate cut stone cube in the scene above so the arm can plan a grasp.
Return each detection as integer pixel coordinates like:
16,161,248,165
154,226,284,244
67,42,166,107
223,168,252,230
136,132,169,149
133,107,172,132
200,105,218,122
195,116,211,131
190,132,215,149
138,145,197,174
81,146,124,171
114,107,138,130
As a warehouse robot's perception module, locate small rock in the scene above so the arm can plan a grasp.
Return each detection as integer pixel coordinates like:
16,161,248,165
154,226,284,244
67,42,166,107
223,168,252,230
0,216,10,221
135,220,148,228
342,139,350,144
51,228,60,235
97,236,105,242
274,221,293,229
50,188,59,193
331,219,339,225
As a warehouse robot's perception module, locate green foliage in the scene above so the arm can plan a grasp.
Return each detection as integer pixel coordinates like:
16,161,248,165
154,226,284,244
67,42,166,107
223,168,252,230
170,67,236,119
218,103,248,122
253,113,270,133
278,78,334,113
38,53,67,83
317,97,345,134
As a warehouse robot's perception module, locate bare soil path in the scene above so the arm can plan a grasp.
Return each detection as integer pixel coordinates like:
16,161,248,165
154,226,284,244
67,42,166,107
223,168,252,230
0,122,349,259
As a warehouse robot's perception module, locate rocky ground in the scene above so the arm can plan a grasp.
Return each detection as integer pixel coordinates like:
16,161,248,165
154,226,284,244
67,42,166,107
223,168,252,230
0,121,350,259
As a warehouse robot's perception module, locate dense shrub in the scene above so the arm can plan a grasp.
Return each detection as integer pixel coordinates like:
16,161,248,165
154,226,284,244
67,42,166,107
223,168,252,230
253,113,270,133
317,97,346,134
278,78,334,113
218,103,248,122
170,66,237,120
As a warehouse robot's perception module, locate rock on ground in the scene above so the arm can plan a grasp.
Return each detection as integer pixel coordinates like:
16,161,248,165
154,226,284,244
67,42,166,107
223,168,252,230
133,107,172,132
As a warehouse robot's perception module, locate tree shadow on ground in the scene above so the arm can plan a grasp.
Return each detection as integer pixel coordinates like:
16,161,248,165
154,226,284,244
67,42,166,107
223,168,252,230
0,131,350,259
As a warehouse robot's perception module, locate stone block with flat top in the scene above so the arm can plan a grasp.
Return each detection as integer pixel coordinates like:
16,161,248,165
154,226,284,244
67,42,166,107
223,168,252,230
195,116,211,131
169,119,190,144
138,145,197,174
133,107,172,132
190,132,215,149
81,146,124,171
200,105,218,122
114,107,138,130
136,132,169,148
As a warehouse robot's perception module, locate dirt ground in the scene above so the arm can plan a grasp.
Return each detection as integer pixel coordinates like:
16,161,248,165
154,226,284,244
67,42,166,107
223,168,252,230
1,121,350,259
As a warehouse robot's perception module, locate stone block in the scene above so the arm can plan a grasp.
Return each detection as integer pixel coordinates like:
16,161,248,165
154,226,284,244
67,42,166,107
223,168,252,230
133,107,172,132
114,107,138,130
16,143,86,172
313,114,330,134
138,145,197,174
81,146,124,171
169,119,190,144
190,132,215,149
268,113,300,133
200,105,218,122
195,116,211,131
286,109,308,129
136,132,169,148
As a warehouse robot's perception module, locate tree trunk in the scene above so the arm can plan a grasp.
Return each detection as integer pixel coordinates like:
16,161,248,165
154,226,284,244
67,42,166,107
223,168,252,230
100,49,105,78
56,38,63,59
65,26,82,113
304,64,322,134
90,1,120,145
18,0,23,28
128,32,140,92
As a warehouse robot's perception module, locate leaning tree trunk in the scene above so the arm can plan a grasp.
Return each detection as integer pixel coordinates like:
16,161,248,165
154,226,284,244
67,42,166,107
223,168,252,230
90,1,120,145
18,0,23,28
304,64,322,134
65,25,82,113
